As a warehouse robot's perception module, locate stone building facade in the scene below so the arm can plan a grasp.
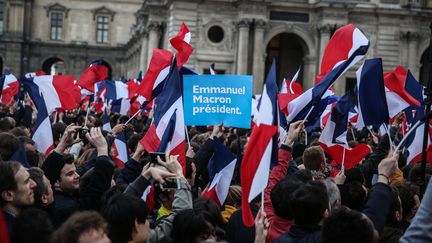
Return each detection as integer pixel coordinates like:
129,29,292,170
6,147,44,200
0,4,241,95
0,0,431,95
127,0,432,94
0,0,142,79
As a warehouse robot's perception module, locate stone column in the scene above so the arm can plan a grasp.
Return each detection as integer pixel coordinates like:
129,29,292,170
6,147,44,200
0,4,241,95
236,19,250,75
252,20,266,94
147,22,162,68
302,55,317,90
317,24,331,73
407,32,420,79
139,31,149,72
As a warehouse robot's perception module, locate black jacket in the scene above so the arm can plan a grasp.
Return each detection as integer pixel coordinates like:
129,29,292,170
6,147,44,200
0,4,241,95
275,224,321,243
51,155,114,226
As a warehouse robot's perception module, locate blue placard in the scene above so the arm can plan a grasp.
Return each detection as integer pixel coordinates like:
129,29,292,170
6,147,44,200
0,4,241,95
183,75,253,128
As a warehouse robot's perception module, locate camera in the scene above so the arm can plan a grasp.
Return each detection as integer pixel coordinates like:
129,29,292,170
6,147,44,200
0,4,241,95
149,152,165,164
78,127,89,140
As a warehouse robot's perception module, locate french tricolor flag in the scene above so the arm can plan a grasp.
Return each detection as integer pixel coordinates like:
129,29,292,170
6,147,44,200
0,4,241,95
1,71,19,105
319,92,371,169
210,63,217,75
111,98,131,116
139,58,186,170
355,58,390,129
141,181,156,211
77,61,109,92
32,95,54,155
241,60,279,227
137,49,173,105
319,92,352,148
170,22,193,67
105,80,129,101
101,113,128,168
203,137,237,207
279,66,302,95
286,24,369,123
32,75,81,113
384,66,421,118
112,132,128,169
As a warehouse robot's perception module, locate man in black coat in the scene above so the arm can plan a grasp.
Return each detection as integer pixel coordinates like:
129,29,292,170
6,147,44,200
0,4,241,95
42,126,115,226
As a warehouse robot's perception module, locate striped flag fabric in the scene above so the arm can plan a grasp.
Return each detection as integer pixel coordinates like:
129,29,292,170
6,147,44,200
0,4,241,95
32,75,81,113
32,95,54,155
241,60,279,227
280,66,302,94
77,61,109,92
105,80,129,101
112,132,128,169
319,92,371,169
355,58,390,129
203,138,237,207
170,22,193,67
319,92,352,148
137,48,173,104
210,63,217,75
384,66,421,118
139,58,186,170
1,71,19,105
286,24,369,123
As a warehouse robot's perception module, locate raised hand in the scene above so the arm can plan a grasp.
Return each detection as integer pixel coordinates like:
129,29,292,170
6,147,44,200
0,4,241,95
85,127,108,156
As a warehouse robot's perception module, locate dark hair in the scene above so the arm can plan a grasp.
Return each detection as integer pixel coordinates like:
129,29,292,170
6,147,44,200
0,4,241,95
293,169,313,183
18,136,35,145
408,164,432,186
193,197,223,227
0,117,15,132
101,193,148,243
344,168,365,185
302,146,325,171
10,127,28,137
42,153,74,187
271,176,303,219
340,181,367,210
172,209,217,243
0,161,21,205
127,133,143,152
50,211,108,243
396,182,419,220
52,122,67,144
385,186,402,227
11,208,54,243
26,150,41,167
0,132,20,160
28,167,48,208
289,181,329,225
322,208,375,243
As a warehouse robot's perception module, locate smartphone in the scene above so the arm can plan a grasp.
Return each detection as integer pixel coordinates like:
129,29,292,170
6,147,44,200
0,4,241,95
149,152,165,164
160,177,181,190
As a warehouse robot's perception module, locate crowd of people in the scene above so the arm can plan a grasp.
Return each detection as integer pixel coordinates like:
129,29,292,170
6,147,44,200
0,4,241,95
1,99,432,243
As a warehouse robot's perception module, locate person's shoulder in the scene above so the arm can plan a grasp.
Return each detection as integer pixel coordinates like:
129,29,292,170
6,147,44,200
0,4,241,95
274,231,294,243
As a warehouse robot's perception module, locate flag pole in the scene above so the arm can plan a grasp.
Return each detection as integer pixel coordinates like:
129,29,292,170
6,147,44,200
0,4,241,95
124,109,141,125
341,147,346,171
420,23,432,198
185,126,190,149
394,120,423,154
84,105,90,128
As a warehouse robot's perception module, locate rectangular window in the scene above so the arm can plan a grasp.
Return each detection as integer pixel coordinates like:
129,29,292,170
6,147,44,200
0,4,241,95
96,16,109,43
0,3,5,35
50,12,63,40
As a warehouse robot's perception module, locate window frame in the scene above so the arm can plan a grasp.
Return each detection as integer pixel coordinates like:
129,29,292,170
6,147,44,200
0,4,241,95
96,15,110,44
50,11,64,41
